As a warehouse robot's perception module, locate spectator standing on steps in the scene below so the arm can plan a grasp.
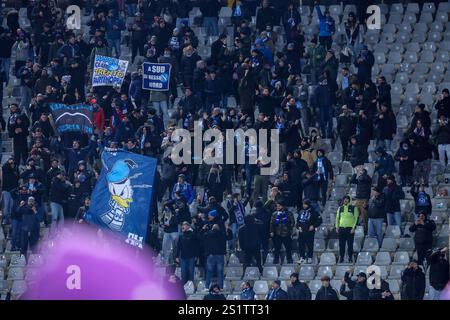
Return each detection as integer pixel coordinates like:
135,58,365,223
335,195,359,263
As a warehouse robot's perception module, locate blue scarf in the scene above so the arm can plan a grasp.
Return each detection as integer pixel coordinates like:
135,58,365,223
316,157,326,181
274,211,288,225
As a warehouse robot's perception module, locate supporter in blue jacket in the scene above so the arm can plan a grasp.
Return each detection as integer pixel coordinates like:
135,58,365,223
171,174,195,204
315,4,335,50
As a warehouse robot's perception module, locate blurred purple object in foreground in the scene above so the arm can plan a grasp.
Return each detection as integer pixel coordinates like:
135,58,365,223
23,225,184,300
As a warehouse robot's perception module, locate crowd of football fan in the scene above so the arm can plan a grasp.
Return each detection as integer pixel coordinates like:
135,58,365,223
0,0,448,300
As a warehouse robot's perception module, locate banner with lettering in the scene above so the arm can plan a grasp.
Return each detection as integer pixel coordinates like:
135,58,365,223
49,103,93,134
92,55,129,87
142,62,171,91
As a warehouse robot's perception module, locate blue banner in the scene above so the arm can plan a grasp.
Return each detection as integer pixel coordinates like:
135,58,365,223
49,103,93,134
142,62,171,91
92,55,129,87
86,149,157,248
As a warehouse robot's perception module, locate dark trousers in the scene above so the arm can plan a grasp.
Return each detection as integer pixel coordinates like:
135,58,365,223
338,227,354,261
180,257,196,284
340,134,351,160
13,144,28,165
131,40,145,63
416,243,432,266
243,248,263,273
260,236,269,264
319,180,328,206
319,36,333,50
20,228,39,255
298,231,315,259
273,235,292,264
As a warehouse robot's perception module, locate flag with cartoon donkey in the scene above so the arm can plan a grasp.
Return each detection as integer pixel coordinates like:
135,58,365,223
86,148,157,248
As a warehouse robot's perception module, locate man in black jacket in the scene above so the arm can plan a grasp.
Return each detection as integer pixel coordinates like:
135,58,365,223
266,280,289,300
435,88,450,119
409,211,436,266
296,199,322,264
198,196,229,232
7,103,30,165
367,187,385,248
368,276,394,300
238,215,262,273
49,171,72,234
175,222,199,284
315,276,339,300
428,247,449,300
301,171,321,213
401,260,426,300
1,158,20,225
18,197,40,255
203,284,226,300
286,150,309,208
336,105,357,161
202,223,232,290
313,149,334,206
340,270,369,300
351,167,372,235
287,273,311,300
434,115,450,168
349,135,368,167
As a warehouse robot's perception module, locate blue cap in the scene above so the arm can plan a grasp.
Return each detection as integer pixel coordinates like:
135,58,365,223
107,160,131,183
208,210,218,218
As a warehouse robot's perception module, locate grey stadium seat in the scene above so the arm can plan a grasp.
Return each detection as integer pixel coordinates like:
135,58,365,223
319,253,337,266
389,265,406,279
7,267,25,281
387,280,400,294
403,12,417,24
388,52,402,64
184,281,195,294
279,266,296,280
262,266,278,280
414,22,428,33
375,252,392,266
244,267,261,280
423,42,438,52
362,238,379,252
299,266,315,280
316,266,334,279
423,2,436,13
393,251,410,265
356,252,373,265
226,267,243,280
406,3,420,13
309,280,322,294
327,239,340,253
421,50,435,63
314,239,326,253
385,226,402,238
335,265,350,279
391,3,404,14
254,280,269,295
380,238,398,252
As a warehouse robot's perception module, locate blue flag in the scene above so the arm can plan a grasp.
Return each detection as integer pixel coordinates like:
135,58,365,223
142,62,171,91
86,148,157,248
49,103,93,134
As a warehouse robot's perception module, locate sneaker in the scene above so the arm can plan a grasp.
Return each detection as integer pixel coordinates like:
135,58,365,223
307,258,313,264
297,258,306,264
348,258,353,263
339,258,344,263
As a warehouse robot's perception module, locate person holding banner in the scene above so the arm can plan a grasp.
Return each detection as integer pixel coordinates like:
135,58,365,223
149,88,169,125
